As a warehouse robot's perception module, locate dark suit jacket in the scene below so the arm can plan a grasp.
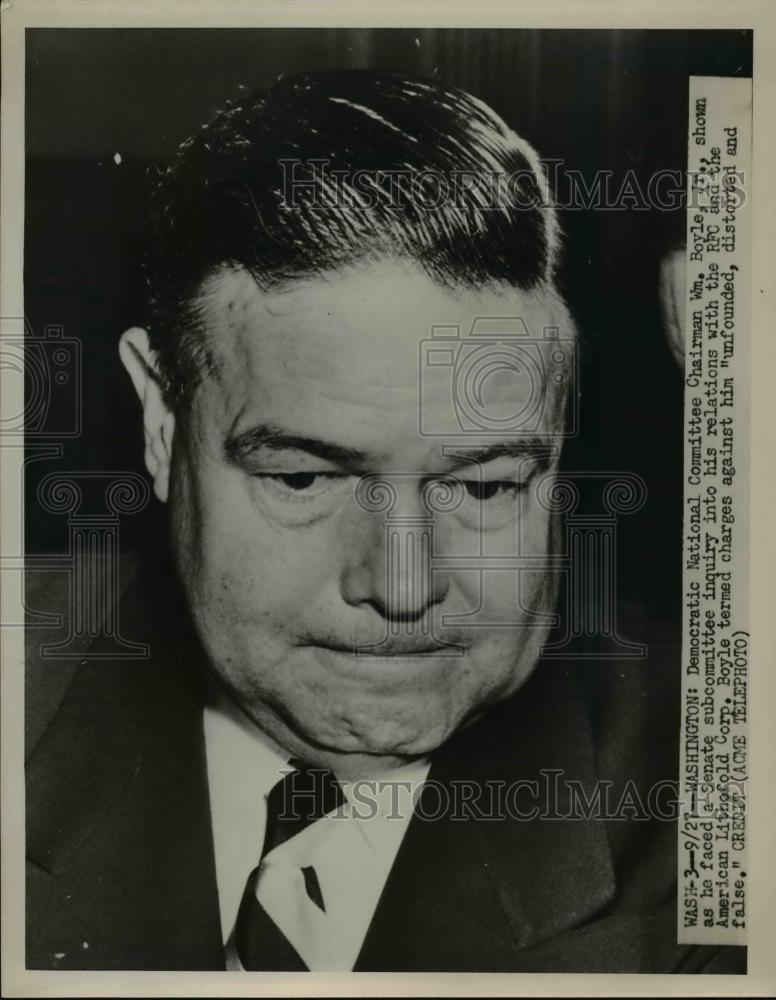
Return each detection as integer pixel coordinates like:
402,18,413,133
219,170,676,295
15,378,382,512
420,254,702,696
25,553,745,973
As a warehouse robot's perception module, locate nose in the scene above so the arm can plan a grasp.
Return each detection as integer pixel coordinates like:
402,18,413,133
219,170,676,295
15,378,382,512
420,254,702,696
339,478,450,623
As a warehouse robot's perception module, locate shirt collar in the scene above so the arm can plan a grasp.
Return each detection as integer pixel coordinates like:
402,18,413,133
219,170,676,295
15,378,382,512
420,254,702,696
203,685,292,800
204,684,431,867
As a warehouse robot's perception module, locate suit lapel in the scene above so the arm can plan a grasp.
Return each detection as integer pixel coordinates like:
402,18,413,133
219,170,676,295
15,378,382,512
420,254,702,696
26,567,224,970
28,559,616,972
355,660,616,971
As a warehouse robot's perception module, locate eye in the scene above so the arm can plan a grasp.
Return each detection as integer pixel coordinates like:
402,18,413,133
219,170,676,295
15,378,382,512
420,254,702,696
441,471,534,532
257,472,349,502
461,479,524,502
273,472,326,492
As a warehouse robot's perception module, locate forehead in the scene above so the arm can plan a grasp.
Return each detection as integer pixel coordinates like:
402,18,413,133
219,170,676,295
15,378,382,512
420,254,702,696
193,262,561,464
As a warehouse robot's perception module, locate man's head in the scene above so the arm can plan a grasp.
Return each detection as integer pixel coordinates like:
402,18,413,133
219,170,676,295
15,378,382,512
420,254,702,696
120,70,577,776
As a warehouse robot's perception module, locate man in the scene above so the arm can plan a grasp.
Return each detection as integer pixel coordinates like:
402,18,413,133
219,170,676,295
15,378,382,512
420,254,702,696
25,69,743,973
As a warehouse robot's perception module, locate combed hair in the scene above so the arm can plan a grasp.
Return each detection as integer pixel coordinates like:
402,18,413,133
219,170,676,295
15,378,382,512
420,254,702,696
144,69,563,406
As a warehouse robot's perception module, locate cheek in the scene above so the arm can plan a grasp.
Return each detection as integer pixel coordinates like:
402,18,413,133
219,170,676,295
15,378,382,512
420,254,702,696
450,502,555,619
170,456,340,631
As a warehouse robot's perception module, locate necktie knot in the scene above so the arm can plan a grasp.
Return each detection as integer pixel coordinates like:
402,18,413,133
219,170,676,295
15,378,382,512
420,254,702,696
261,760,346,859
232,760,345,971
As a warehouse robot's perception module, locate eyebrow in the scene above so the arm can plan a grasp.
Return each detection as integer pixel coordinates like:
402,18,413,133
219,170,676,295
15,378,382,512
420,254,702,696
226,424,554,473
225,422,370,468
443,439,554,471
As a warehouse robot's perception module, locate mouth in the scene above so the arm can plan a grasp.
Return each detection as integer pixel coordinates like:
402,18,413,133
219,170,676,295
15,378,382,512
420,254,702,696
304,643,465,692
311,641,465,658
297,642,467,687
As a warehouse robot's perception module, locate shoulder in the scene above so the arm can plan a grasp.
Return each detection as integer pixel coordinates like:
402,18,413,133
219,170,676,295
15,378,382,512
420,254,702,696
583,598,682,785
25,552,143,758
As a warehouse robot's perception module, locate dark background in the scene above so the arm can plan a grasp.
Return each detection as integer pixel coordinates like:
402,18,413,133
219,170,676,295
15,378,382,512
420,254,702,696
24,28,753,615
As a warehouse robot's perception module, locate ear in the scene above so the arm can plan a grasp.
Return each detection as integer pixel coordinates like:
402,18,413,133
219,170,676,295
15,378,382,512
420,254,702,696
659,246,686,369
118,327,175,503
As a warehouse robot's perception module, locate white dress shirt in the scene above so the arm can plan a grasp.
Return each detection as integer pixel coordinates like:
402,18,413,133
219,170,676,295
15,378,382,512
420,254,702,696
203,694,430,970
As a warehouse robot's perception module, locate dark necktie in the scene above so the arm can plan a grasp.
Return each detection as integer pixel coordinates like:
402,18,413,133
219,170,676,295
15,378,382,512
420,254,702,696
233,761,346,971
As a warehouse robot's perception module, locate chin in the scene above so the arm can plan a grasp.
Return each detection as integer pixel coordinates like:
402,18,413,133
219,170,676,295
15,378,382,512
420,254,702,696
291,688,472,758
332,724,447,758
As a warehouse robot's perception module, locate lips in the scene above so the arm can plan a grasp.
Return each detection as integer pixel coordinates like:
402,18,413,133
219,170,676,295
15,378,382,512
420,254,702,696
310,641,464,657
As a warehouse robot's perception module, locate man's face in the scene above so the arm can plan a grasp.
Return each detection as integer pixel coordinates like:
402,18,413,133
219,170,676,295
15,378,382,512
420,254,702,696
165,261,565,771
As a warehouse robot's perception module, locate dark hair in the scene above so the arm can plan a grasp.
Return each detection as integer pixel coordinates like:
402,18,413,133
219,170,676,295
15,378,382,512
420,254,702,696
144,69,562,406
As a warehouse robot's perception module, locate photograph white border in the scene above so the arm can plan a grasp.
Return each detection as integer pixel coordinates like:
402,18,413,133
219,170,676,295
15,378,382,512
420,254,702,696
2,2,774,996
